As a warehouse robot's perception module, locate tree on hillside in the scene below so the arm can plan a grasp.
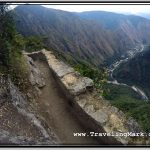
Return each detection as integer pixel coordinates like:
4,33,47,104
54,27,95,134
0,4,29,91
24,36,45,52
0,3,16,68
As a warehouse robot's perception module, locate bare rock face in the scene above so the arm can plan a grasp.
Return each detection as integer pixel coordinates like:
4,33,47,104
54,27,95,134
0,88,8,106
0,75,59,145
0,129,53,145
0,75,9,107
24,55,46,99
52,61,74,78
126,118,142,133
91,110,109,125
26,55,46,88
61,72,94,95
41,50,74,78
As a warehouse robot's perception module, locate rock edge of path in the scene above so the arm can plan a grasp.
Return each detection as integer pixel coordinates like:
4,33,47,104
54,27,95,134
26,49,150,145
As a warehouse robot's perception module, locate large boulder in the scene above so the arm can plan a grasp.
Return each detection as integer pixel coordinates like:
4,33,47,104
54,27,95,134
61,72,94,95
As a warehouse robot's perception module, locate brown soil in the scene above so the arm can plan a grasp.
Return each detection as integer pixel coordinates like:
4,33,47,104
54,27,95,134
34,58,99,145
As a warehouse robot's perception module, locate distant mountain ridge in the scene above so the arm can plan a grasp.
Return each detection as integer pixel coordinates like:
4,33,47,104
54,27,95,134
137,12,150,19
78,11,150,50
13,5,150,67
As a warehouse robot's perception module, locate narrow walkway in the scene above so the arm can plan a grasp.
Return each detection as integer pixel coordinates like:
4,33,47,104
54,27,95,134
33,57,99,145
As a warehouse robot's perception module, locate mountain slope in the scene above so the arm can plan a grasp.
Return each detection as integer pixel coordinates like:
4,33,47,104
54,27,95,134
78,11,150,53
14,5,120,67
13,5,150,67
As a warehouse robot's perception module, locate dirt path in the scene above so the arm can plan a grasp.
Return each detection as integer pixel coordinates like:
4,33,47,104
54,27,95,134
33,58,99,145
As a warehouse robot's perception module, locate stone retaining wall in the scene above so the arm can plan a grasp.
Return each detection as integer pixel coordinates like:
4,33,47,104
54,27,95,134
27,49,150,145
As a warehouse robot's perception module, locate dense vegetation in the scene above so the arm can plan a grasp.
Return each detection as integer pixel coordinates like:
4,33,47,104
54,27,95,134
0,4,46,91
103,83,150,132
0,4,16,70
0,5,31,90
0,4,22,71
108,46,150,132
24,36,46,52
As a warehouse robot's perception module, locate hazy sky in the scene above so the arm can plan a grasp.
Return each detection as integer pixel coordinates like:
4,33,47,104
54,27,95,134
43,5,150,14
10,4,150,14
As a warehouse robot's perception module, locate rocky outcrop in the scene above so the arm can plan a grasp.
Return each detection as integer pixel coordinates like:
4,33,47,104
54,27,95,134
27,49,150,145
0,129,51,145
26,55,46,88
0,75,59,145
0,75,9,107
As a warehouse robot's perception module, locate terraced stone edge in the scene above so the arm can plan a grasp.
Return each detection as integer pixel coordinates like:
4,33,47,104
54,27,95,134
27,49,150,145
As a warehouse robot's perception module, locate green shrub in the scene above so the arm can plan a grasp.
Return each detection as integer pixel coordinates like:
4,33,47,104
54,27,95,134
24,36,45,52
0,4,29,91
128,104,150,132
104,83,150,132
9,50,29,91
74,63,107,91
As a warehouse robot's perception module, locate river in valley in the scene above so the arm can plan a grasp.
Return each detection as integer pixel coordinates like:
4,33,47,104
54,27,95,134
107,44,149,101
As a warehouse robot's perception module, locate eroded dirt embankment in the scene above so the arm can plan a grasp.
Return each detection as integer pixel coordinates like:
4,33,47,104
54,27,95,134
33,57,99,145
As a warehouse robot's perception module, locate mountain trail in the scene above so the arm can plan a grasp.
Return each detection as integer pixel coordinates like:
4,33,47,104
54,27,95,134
33,57,99,145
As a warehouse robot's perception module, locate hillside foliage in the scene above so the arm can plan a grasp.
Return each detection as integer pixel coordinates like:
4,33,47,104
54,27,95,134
0,4,29,90
103,83,150,132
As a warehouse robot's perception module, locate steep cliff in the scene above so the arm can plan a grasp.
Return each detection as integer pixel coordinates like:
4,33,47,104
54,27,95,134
14,5,150,66
79,11,150,56
14,5,118,66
